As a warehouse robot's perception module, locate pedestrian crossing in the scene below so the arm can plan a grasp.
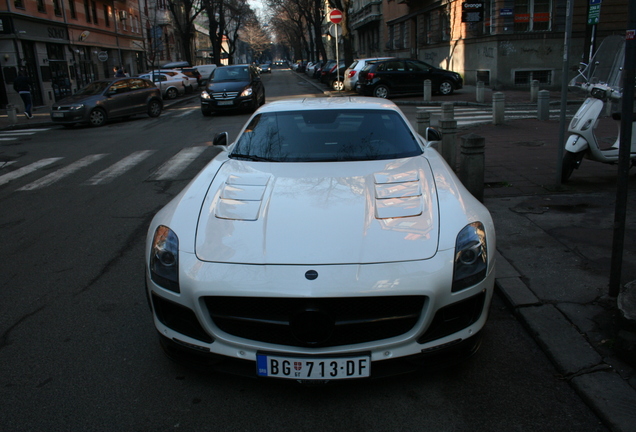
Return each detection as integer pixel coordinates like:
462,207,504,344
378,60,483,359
416,106,573,127
0,128,51,141
1,146,216,192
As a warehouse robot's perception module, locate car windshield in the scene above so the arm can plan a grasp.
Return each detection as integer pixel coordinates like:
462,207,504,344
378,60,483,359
231,109,422,162
211,67,250,82
75,81,111,96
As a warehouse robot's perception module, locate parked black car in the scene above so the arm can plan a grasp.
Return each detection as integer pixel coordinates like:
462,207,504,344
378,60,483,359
200,64,265,116
356,59,463,98
50,77,163,127
321,61,347,91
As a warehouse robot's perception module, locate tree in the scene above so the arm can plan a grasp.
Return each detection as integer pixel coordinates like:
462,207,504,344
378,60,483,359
166,0,205,65
240,15,271,63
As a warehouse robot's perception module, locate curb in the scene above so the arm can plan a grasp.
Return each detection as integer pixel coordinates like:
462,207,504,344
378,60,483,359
496,252,636,432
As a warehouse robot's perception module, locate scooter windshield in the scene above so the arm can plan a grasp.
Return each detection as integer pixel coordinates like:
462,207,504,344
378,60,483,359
569,35,625,94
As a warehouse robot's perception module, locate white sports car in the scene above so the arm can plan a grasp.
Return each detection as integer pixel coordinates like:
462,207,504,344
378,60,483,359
145,97,496,381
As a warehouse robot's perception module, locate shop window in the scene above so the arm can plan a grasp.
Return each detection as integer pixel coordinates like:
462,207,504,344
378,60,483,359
514,0,551,32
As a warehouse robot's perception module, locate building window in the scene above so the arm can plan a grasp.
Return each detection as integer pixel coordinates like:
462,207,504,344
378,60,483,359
14,0,25,9
104,5,110,27
84,0,91,23
514,69,552,85
514,0,551,32
69,0,77,18
476,70,491,85
53,0,62,16
37,0,46,13
91,1,98,24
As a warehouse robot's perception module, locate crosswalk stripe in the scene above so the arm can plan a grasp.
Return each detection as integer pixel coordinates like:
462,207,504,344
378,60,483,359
0,158,63,186
18,154,107,191
85,150,155,185
150,146,207,180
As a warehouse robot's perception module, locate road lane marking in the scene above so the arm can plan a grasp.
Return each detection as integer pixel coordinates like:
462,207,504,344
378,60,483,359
0,158,63,186
150,146,207,180
18,154,108,191
85,150,155,185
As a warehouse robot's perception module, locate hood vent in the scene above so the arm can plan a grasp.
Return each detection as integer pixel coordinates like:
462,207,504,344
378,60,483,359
214,174,270,221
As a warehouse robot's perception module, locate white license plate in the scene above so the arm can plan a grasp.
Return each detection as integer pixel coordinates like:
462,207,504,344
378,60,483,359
52,112,64,118
217,100,233,106
257,353,370,380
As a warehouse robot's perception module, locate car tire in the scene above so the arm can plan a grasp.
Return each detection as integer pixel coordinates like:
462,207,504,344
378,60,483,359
438,80,454,95
166,88,178,100
89,108,106,127
260,92,266,106
332,80,344,91
561,150,584,183
148,100,162,118
373,85,390,99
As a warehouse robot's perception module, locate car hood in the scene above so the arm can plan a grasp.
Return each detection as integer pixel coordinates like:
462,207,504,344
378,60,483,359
195,157,439,265
206,81,251,92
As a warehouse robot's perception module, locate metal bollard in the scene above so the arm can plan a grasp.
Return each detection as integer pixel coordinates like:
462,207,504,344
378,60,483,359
6,104,17,124
459,134,485,202
416,109,431,136
440,119,458,171
423,80,432,102
537,90,550,121
476,81,485,103
441,102,454,120
492,92,505,125
530,80,540,103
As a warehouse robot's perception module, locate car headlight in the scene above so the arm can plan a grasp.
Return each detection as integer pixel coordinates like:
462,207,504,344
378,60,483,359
452,222,488,292
240,87,253,97
150,225,179,293
70,104,84,110
201,91,211,99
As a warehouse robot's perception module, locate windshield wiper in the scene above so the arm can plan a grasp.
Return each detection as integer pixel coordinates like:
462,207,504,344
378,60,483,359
230,153,277,162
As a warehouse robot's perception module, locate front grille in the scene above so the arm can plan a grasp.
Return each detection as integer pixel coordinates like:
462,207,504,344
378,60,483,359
204,296,426,348
212,91,239,100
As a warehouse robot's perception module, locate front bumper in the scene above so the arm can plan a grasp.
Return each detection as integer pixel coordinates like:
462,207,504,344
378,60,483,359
146,250,495,379
201,97,253,112
50,108,88,124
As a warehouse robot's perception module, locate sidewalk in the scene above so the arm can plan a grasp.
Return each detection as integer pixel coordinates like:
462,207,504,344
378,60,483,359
3,77,636,431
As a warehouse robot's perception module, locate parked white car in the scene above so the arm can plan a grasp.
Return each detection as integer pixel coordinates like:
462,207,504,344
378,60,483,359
138,72,185,99
145,97,496,381
145,69,193,92
343,57,395,91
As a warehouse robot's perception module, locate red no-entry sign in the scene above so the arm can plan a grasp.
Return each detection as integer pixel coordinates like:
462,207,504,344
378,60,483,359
329,9,343,24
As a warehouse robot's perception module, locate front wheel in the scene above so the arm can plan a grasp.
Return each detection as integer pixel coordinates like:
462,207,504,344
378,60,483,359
438,80,454,95
373,84,390,99
89,108,106,127
148,100,162,118
561,151,584,183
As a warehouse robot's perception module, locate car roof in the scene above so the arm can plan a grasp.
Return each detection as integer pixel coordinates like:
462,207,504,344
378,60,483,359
256,97,402,114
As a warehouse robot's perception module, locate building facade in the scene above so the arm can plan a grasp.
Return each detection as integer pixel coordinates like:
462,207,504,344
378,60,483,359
349,0,630,90
0,0,145,109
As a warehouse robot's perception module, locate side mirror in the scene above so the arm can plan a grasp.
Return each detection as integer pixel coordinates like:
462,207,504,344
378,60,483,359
213,132,229,147
426,127,442,142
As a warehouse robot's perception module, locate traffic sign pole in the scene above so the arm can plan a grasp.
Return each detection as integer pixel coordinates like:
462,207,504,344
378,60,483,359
329,10,343,91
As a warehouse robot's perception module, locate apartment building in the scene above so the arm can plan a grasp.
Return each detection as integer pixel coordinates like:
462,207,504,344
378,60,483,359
351,0,629,89
0,0,145,109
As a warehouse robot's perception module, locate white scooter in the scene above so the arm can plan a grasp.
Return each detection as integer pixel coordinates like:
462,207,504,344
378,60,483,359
561,34,636,183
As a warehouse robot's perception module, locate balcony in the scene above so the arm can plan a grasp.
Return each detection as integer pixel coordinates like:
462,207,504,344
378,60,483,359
350,0,382,30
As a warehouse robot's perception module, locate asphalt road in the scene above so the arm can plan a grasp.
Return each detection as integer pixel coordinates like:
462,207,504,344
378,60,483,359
0,67,608,431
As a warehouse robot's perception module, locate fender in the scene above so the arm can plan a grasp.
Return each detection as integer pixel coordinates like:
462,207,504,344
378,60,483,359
565,134,589,153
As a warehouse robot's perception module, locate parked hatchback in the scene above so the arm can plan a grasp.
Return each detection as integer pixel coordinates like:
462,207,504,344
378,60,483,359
138,72,185,99
50,77,162,127
357,59,463,98
200,64,265,115
343,57,394,91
